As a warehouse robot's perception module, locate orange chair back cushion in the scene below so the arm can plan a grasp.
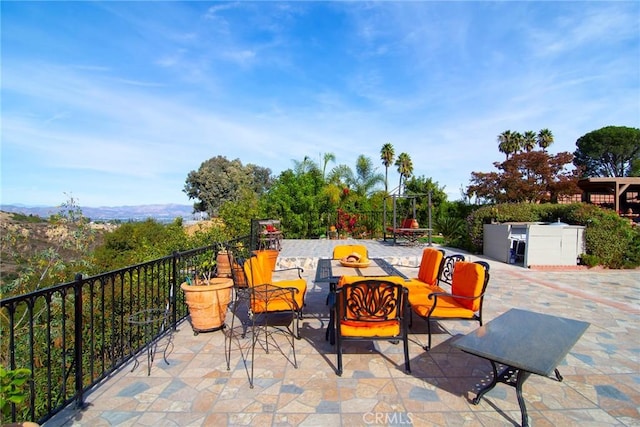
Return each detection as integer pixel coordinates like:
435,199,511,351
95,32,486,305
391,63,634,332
332,244,369,260
338,280,402,337
451,262,485,311
253,250,275,283
243,256,268,287
417,248,444,286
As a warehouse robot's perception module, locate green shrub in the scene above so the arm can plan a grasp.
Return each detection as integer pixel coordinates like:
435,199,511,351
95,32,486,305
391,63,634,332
1,366,31,421
434,216,467,246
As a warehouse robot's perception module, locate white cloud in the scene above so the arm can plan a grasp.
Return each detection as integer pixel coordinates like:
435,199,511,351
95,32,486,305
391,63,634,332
1,1,638,206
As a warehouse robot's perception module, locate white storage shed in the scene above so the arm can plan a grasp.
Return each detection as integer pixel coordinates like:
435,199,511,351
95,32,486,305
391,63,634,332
483,222,586,267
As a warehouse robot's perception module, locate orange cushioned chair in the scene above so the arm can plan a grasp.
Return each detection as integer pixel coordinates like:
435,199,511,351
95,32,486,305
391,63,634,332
243,254,306,336
404,248,445,293
410,261,490,350
225,246,300,388
334,275,410,376
332,244,369,261
406,249,465,306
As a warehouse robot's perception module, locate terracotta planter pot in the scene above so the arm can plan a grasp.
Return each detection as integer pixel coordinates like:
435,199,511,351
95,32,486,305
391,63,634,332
253,249,279,272
181,278,233,334
216,250,232,278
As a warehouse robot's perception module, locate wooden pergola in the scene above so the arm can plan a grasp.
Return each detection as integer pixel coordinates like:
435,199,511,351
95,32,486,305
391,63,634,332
577,177,640,213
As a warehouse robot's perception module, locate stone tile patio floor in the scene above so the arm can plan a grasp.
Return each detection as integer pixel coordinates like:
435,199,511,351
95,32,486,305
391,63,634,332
46,239,640,426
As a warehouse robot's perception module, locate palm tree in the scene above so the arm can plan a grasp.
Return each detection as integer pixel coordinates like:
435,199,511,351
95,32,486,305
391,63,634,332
380,143,395,194
327,164,355,187
513,131,524,154
292,156,320,175
537,128,554,152
523,131,536,152
354,155,384,196
395,152,413,194
322,152,336,182
498,130,518,159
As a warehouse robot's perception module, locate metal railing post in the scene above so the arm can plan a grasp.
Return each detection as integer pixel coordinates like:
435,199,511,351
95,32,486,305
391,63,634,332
74,273,84,409
171,251,178,331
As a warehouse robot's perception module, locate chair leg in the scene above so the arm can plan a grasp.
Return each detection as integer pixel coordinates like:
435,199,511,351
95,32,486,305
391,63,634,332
249,319,257,389
336,335,343,376
425,320,432,351
403,335,411,373
225,298,238,371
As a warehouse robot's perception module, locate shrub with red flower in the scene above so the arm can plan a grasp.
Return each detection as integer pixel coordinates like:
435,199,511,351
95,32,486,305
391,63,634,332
335,208,359,235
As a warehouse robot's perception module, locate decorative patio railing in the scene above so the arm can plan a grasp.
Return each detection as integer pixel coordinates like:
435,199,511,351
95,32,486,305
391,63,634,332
0,236,250,424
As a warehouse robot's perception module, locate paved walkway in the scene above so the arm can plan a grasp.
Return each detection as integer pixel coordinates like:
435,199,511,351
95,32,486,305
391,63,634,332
46,239,640,427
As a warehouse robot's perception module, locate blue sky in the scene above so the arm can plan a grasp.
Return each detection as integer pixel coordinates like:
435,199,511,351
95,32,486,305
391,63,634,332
2,1,639,208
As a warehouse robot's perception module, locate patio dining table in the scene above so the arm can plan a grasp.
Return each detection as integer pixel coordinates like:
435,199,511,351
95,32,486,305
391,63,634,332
315,258,409,344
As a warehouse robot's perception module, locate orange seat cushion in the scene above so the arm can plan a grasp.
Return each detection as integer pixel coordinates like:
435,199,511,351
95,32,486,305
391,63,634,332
244,257,306,311
406,281,445,306
339,320,400,337
411,295,475,319
250,287,299,313
270,278,306,308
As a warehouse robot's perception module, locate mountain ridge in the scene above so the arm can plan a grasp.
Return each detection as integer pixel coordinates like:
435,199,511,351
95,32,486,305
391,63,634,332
1,203,198,222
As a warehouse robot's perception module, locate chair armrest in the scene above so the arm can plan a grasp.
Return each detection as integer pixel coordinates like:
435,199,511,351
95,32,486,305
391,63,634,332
427,290,486,306
274,266,304,278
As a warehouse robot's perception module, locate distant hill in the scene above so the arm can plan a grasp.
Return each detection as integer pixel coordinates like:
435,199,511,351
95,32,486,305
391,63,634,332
0,204,202,222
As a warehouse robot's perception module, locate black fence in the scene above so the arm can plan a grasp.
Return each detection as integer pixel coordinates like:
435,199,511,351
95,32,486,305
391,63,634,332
0,236,250,425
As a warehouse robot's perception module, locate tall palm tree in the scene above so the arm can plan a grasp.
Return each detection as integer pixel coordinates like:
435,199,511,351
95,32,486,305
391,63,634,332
380,143,395,194
322,152,336,182
498,130,518,159
395,152,413,194
523,130,536,152
537,128,554,152
513,131,524,154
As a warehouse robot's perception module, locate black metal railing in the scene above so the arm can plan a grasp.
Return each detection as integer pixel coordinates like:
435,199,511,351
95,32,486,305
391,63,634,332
0,236,249,425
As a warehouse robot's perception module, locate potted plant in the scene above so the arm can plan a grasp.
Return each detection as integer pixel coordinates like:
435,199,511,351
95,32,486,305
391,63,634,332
1,366,39,427
181,248,233,335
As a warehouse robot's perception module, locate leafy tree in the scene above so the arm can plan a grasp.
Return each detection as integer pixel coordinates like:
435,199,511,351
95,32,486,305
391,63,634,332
395,152,413,194
404,176,447,224
380,143,395,194
467,150,580,203
261,167,326,238
184,156,272,216
573,126,640,177
92,218,187,271
219,188,262,239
